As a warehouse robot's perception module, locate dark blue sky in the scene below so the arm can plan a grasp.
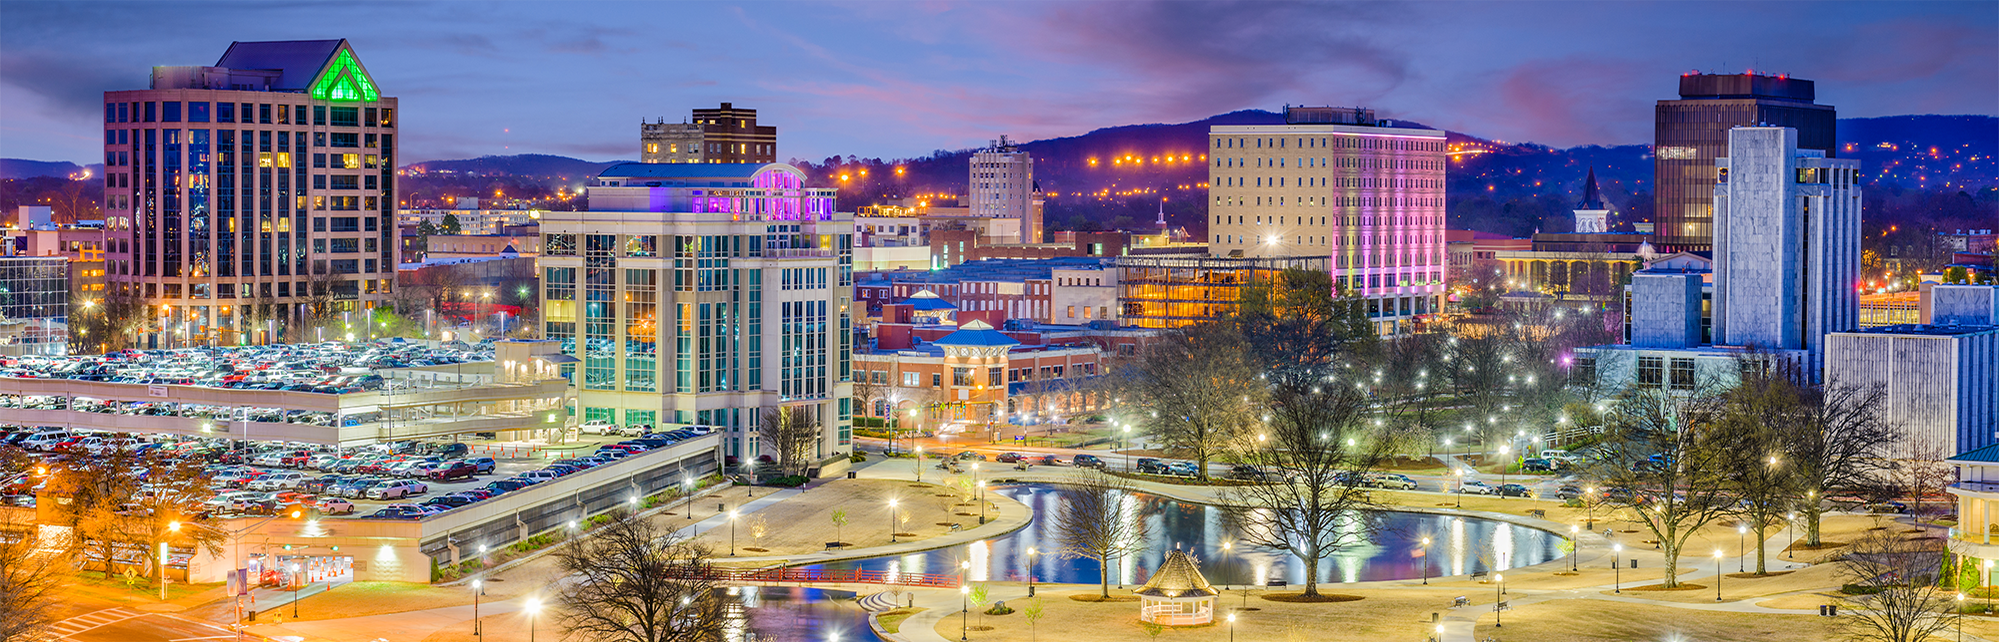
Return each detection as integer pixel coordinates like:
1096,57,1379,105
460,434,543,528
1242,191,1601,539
3,1,1993,165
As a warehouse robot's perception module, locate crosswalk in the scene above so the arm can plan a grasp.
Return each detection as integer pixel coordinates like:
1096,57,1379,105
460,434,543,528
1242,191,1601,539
41,607,144,640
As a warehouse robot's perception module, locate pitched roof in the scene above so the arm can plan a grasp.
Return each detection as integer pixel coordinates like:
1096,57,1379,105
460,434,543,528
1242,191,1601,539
214,40,346,91
901,289,958,311
1136,549,1216,598
932,320,1020,347
1575,167,1608,211
1952,443,1999,464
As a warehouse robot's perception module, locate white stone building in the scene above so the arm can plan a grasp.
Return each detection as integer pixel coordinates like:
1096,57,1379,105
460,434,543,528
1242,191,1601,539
969,136,1038,243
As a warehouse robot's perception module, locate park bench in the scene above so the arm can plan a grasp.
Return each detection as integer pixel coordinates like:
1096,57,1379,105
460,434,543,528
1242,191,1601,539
1452,596,1471,608
1527,509,1546,518
1470,570,1489,583
1495,601,1511,612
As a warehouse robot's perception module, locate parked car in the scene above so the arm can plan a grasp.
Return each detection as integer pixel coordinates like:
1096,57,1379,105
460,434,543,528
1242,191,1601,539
580,421,620,435
1497,483,1534,498
249,472,305,491
365,480,427,500
465,457,498,474
1227,465,1270,481
426,461,478,482
1134,458,1169,475
483,479,528,495
315,497,355,515
1072,454,1105,469
421,494,473,509
950,451,985,462
1370,474,1418,490
1166,461,1199,477
995,452,1026,463
1520,458,1555,473
1554,485,1584,501
367,504,425,520
1458,480,1498,495
1036,454,1062,466
519,470,561,484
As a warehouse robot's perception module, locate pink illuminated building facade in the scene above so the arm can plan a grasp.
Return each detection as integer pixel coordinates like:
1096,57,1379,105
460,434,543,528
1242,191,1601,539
539,162,854,463
1209,106,1448,334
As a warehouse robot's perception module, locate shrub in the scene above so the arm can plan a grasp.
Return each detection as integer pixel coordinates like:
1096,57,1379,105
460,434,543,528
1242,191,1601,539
850,452,868,463
985,603,1015,615
1841,583,1891,595
768,475,809,488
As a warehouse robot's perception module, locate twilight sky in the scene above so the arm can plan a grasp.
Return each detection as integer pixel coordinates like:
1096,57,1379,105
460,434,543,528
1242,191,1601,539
2,1,1994,165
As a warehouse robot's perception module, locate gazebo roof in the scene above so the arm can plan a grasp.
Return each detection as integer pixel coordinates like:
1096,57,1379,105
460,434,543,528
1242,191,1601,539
1136,549,1217,598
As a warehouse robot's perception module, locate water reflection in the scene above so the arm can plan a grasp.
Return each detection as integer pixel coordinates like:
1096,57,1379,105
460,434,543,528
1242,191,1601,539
722,586,882,642
806,484,1563,586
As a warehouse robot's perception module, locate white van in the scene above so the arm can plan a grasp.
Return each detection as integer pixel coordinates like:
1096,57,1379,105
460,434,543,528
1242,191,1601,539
22,431,72,451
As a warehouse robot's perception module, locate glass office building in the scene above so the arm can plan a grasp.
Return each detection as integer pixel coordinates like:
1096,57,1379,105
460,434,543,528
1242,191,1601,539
1654,73,1835,253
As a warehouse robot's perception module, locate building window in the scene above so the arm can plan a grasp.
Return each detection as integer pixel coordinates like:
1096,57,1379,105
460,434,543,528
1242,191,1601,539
1669,359,1696,391
903,372,919,387
1637,356,1664,388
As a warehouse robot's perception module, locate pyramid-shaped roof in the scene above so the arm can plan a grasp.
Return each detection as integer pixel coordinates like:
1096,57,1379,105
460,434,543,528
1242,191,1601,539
901,289,958,312
1136,549,1216,598
1575,167,1608,211
215,40,347,92
933,320,1019,348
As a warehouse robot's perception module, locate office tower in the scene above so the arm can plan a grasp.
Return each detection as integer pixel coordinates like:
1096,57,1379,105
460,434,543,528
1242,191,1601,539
1825,324,1998,455
1209,105,1448,334
970,136,1038,243
101,39,397,348
538,162,853,462
1712,126,1861,376
1573,168,1610,234
1654,72,1835,253
640,103,777,164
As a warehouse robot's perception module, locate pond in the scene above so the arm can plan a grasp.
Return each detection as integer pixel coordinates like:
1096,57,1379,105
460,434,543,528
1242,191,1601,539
724,586,883,642
804,483,1565,587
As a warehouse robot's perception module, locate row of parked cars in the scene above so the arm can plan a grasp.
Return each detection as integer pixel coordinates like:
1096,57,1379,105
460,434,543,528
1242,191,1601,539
0,340,494,396
365,427,709,520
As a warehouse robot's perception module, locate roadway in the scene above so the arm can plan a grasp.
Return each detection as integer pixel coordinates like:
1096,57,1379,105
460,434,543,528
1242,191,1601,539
46,606,241,642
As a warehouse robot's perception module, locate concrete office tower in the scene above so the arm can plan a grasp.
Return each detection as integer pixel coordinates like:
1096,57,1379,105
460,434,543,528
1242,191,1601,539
970,136,1038,243
102,39,397,348
640,103,777,164
1572,168,1611,234
1628,271,1705,349
1826,325,1999,455
1712,127,1861,377
1209,106,1448,334
1654,72,1835,253
538,163,853,466
1932,285,1999,326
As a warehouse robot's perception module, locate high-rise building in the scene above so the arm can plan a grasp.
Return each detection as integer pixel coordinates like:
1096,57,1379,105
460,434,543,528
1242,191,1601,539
537,162,853,465
1576,125,1859,390
640,103,777,164
1654,73,1835,253
102,39,397,348
969,136,1039,243
1209,106,1448,334
1712,126,1861,374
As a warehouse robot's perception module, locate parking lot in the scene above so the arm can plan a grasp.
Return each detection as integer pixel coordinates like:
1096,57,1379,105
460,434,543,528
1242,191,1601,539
2,426,714,521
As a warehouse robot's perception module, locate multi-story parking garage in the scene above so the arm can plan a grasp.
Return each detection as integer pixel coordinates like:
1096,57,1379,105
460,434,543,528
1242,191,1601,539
1,339,725,584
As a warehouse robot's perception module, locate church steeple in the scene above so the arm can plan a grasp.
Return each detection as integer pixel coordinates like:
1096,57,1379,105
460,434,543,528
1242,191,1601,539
1572,167,1611,233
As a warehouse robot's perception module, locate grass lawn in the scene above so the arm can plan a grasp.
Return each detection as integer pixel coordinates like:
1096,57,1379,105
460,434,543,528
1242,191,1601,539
934,587,1460,642
679,479,977,556
1471,599,1838,641
876,607,927,634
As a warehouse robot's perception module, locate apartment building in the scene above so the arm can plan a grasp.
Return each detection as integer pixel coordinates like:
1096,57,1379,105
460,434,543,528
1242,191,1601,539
640,103,777,165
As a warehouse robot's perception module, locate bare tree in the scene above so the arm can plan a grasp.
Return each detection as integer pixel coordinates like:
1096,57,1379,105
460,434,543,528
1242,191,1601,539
1886,430,1956,525
1789,380,1895,546
1588,385,1735,588
42,447,145,579
1123,322,1263,481
1050,470,1153,598
553,509,728,642
760,405,822,478
1218,380,1397,599
1838,525,1957,642
0,508,63,641
1716,364,1803,575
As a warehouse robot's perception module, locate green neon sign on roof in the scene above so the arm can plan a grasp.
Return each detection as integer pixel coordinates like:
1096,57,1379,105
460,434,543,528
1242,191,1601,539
310,49,379,102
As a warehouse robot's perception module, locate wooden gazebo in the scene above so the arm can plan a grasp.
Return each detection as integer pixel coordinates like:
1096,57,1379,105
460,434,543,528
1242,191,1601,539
1136,549,1217,625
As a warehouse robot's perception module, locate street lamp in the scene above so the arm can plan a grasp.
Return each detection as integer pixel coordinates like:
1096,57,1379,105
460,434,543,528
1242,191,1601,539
915,446,925,483
1714,549,1724,601
728,510,739,556
1497,444,1510,493
1737,524,1747,573
1025,547,1038,597
976,480,987,525
1420,537,1432,584
472,579,484,640
1453,469,1464,508
960,559,972,642
525,597,540,642
1122,425,1132,471
1785,512,1796,559
1584,486,1596,530
1493,573,1503,627
1227,612,1237,642
1613,544,1623,593
290,563,301,617
888,499,900,543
